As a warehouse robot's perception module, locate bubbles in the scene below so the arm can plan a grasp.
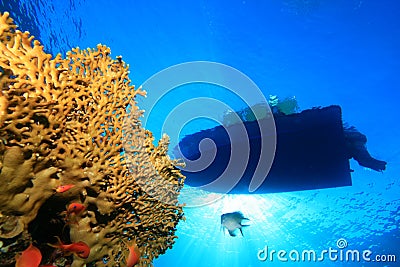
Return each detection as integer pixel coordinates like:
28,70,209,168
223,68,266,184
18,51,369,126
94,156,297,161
125,61,277,206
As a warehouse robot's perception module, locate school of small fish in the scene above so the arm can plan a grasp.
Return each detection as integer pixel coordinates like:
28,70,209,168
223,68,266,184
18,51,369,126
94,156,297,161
14,184,140,267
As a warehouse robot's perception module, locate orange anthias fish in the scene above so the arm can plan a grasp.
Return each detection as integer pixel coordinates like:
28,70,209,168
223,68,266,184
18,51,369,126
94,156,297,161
49,237,90,259
55,184,75,193
67,202,85,216
125,240,141,267
15,244,42,267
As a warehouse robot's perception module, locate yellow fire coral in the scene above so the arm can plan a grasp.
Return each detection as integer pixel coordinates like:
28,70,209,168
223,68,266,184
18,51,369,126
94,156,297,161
0,12,185,267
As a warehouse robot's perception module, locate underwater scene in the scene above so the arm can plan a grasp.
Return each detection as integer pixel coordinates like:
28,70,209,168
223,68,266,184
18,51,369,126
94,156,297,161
0,0,399,266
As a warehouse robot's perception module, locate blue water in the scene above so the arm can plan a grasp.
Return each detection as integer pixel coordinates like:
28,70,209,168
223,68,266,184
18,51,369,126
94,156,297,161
1,0,399,266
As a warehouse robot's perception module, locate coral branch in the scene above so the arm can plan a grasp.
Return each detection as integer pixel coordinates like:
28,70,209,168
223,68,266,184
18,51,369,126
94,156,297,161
0,12,185,267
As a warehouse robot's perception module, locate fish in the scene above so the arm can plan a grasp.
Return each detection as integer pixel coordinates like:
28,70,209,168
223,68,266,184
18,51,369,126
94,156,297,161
63,202,86,226
221,211,250,237
15,244,42,267
48,236,90,259
55,184,75,193
67,202,85,216
125,240,141,267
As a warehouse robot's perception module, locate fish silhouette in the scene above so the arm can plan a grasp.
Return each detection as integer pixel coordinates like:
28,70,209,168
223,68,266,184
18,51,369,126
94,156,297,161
221,211,250,237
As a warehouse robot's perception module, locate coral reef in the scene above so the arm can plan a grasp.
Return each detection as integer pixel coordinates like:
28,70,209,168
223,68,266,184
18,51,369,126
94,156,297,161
0,12,184,267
